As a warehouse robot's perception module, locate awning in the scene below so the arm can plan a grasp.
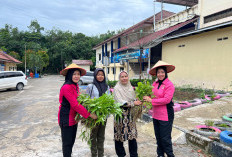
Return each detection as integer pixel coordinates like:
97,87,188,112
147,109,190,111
113,18,197,53
156,0,198,7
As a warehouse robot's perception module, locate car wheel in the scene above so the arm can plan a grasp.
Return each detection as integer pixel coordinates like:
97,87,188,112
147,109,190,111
78,80,83,85
16,83,24,90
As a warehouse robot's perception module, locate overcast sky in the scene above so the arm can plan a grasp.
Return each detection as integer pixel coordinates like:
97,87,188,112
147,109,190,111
0,0,186,36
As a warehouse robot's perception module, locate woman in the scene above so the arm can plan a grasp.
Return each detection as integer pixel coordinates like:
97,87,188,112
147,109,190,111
59,63,97,157
113,71,142,157
143,60,175,157
86,68,110,157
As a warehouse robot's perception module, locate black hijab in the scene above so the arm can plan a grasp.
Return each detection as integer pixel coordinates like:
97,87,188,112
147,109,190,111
156,66,168,89
93,68,108,96
64,68,81,86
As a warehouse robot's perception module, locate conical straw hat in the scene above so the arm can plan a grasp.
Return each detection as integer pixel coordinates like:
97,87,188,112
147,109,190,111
149,60,175,76
60,63,87,76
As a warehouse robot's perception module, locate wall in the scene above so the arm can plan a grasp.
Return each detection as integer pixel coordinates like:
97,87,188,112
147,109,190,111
78,65,90,71
162,26,232,90
5,62,17,71
199,0,232,28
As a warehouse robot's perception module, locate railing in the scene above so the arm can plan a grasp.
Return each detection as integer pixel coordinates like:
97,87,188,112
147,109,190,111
155,5,198,31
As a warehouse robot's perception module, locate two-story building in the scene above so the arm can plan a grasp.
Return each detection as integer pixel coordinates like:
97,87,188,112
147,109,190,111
93,6,198,81
160,0,232,90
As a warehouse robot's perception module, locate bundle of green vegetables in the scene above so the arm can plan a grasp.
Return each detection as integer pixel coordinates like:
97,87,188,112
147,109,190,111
133,80,154,119
75,93,122,145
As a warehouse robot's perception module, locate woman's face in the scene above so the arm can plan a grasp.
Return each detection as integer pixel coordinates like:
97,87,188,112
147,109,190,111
120,72,129,85
72,70,81,83
96,71,104,82
157,68,166,81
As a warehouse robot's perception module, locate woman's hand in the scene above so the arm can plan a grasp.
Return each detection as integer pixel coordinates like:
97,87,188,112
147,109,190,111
143,96,152,103
90,113,98,120
134,100,142,106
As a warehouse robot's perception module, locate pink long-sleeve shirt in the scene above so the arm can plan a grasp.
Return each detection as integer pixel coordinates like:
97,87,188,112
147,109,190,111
151,78,175,121
58,83,90,126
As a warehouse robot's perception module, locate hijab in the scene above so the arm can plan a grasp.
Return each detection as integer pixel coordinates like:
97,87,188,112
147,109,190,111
93,68,108,96
64,68,81,85
114,71,136,104
156,66,168,89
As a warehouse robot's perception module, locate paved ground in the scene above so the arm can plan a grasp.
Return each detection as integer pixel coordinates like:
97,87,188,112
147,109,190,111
1,75,231,157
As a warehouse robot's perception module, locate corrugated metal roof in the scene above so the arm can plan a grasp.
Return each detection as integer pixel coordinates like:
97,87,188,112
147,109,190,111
156,0,198,7
113,18,197,53
163,20,232,41
93,10,175,49
0,51,22,63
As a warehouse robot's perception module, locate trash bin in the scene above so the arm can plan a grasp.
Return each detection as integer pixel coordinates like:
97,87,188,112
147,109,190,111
35,73,39,78
30,72,34,78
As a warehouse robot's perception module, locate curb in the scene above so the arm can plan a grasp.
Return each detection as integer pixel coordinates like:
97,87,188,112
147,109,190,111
174,125,232,157
186,131,213,153
210,141,232,157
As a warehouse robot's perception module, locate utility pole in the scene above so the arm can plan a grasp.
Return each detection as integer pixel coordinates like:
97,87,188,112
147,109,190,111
24,44,26,75
148,48,151,79
139,47,143,80
139,29,143,80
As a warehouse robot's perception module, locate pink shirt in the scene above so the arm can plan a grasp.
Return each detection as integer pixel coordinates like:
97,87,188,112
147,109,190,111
58,84,90,126
151,78,175,121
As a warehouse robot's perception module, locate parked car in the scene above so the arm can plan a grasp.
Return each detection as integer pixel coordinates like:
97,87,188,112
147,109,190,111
78,71,94,85
0,71,27,90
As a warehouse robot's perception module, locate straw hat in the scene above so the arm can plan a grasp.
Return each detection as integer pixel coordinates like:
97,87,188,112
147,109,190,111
149,60,175,76
60,63,87,76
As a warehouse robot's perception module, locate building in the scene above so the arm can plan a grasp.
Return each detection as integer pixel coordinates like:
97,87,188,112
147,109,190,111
93,10,177,80
93,0,232,90
0,51,22,71
160,0,232,90
93,7,198,81
72,60,93,71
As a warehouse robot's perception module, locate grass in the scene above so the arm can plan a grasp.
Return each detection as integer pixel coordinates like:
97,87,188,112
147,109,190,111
173,85,215,101
215,123,230,128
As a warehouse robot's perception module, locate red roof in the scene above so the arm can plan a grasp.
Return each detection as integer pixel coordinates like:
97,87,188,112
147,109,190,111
72,60,93,65
93,10,175,49
113,18,197,53
0,51,22,63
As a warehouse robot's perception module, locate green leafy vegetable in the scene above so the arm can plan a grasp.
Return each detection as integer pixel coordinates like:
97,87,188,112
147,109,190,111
75,93,122,146
135,80,154,110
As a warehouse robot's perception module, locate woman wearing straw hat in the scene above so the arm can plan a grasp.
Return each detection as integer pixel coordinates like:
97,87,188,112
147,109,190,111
143,60,175,157
59,63,97,157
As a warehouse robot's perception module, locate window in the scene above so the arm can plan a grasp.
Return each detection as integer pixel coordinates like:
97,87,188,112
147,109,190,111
15,72,23,77
217,37,228,41
111,68,115,74
4,72,23,78
5,72,15,78
0,73,5,79
99,54,101,61
86,72,94,76
204,7,232,24
107,68,110,74
120,67,124,72
178,44,185,47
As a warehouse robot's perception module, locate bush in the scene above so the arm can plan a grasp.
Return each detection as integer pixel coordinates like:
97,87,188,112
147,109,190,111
107,79,153,88
107,80,118,88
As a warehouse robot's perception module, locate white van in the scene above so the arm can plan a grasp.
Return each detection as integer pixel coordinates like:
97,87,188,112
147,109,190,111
0,71,27,90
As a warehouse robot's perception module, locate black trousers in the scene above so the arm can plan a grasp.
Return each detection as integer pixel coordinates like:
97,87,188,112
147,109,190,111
115,139,138,157
60,124,78,157
153,118,174,157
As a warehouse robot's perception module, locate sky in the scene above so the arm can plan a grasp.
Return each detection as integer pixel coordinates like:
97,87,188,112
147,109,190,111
0,0,186,36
